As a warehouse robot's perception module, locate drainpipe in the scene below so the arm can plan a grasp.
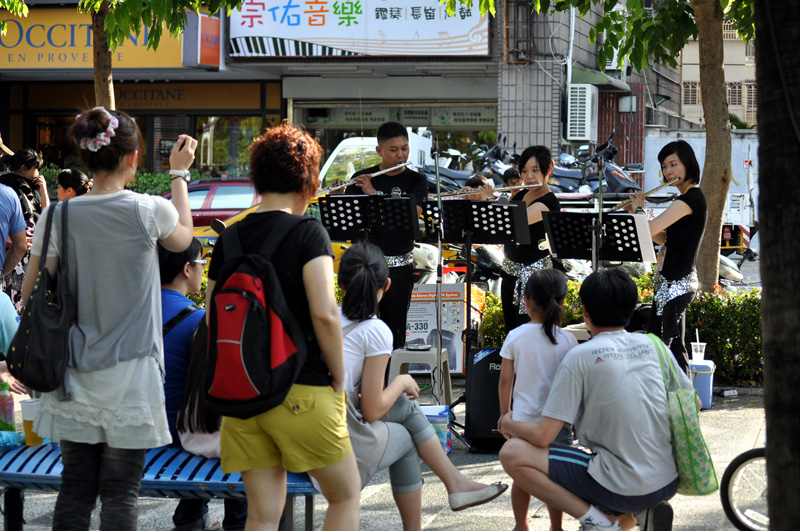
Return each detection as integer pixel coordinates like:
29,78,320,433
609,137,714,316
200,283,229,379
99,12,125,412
566,6,576,88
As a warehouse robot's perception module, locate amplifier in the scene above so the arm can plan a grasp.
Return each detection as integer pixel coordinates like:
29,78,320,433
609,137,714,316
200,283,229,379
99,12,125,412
464,347,505,453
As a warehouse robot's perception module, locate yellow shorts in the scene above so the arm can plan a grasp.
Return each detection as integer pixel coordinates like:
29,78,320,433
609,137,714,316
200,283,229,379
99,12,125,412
220,384,352,474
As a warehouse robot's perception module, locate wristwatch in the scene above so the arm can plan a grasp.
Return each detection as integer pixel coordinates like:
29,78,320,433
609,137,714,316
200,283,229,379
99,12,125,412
169,169,191,183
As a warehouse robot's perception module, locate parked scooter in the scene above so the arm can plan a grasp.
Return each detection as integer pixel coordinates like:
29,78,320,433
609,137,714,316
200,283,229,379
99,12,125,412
472,136,515,187
550,133,642,194
436,134,470,170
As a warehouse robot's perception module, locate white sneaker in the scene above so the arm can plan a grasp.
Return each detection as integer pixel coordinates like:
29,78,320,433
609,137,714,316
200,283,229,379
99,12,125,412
579,519,622,531
635,501,673,531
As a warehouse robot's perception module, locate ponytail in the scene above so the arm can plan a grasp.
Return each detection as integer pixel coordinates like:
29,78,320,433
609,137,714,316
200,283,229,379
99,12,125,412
338,243,389,322
177,320,222,434
524,269,568,345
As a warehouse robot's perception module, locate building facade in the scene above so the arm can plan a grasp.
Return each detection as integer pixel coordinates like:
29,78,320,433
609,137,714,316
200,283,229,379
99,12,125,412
0,0,693,179
681,20,757,127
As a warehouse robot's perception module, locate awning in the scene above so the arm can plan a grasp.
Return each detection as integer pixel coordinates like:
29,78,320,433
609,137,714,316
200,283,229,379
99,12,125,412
571,65,631,93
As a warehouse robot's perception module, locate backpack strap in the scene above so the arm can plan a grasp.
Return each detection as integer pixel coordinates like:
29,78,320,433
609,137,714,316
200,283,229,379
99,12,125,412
163,304,200,337
258,215,308,260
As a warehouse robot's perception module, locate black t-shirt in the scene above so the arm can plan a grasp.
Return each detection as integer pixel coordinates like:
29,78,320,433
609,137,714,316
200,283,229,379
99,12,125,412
661,186,707,280
208,211,335,387
344,165,428,255
504,191,560,264
0,173,41,221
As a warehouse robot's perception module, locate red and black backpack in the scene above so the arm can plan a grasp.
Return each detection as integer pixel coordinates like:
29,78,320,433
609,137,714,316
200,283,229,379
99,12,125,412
206,217,309,419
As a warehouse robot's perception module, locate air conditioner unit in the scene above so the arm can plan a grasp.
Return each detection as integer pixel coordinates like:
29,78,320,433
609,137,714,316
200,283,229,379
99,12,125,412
567,84,599,142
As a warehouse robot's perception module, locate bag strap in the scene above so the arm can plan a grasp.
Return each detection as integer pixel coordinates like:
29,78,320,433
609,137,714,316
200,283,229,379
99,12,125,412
163,304,200,337
37,205,56,276
647,333,681,393
60,201,69,296
258,215,307,260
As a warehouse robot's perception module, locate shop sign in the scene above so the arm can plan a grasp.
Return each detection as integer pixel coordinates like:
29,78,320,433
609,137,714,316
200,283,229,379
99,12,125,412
302,107,390,127
199,16,221,67
0,9,182,69
300,106,495,128
431,106,496,127
183,11,221,69
26,82,263,111
229,0,488,57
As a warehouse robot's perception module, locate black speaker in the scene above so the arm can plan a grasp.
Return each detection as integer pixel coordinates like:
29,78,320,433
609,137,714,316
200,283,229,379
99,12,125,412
464,348,505,452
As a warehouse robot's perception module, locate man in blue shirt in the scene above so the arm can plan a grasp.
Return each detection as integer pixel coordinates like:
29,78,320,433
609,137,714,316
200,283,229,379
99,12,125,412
0,183,27,280
159,239,247,531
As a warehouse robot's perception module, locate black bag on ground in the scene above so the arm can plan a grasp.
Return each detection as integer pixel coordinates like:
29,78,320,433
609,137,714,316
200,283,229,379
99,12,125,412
205,217,309,419
7,202,74,392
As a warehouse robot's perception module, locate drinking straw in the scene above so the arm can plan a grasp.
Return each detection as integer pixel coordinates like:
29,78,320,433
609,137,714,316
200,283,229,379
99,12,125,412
696,329,700,344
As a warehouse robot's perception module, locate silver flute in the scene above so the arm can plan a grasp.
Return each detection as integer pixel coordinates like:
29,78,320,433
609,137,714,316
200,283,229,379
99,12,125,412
315,161,413,197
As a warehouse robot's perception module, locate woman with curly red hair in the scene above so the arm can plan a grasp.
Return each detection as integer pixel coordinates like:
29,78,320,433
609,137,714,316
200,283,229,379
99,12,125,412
206,121,360,530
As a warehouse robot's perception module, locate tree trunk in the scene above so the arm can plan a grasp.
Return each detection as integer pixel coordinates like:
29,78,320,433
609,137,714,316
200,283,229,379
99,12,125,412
91,1,115,110
755,1,800,528
691,0,730,291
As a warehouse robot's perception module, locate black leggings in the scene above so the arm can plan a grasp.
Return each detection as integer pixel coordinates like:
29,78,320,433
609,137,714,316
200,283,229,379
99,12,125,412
647,291,696,374
501,272,531,334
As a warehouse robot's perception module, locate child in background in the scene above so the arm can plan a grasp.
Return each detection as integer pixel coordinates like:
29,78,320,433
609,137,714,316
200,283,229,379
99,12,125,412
498,269,578,531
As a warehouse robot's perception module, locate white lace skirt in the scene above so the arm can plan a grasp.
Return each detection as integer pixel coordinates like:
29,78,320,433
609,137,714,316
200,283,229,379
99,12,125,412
34,356,172,449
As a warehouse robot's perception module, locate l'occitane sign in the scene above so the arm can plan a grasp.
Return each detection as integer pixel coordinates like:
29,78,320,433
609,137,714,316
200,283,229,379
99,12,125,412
0,8,182,69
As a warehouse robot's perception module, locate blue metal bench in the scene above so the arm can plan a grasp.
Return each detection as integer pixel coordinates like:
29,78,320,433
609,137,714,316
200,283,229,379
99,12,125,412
0,443,318,530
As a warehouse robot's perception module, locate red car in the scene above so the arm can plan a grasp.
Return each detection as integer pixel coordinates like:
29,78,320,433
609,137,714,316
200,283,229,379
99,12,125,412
164,179,261,227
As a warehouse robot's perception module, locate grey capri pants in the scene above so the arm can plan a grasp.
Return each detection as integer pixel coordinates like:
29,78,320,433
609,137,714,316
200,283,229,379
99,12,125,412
375,394,438,494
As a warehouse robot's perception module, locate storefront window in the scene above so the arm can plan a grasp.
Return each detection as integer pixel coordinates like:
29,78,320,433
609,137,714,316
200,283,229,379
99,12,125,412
196,116,262,178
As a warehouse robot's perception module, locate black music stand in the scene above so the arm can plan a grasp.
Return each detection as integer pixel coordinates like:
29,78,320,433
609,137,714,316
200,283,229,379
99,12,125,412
541,212,656,264
318,194,421,243
423,198,530,450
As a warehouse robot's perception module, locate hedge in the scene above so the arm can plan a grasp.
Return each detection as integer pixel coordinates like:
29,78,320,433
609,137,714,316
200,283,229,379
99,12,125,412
39,164,203,198
479,271,762,385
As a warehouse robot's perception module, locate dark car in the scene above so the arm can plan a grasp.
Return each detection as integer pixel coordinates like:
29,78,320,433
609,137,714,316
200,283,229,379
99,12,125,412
164,179,261,227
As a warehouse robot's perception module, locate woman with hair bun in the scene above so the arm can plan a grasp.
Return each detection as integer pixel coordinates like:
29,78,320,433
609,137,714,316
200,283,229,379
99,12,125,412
56,168,92,200
0,147,49,310
21,106,196,530
206,121,360,530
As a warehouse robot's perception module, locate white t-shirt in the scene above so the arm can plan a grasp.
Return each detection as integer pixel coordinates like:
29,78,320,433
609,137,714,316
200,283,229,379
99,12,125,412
341,309,394,393
543,330,694,496
500,323,577,423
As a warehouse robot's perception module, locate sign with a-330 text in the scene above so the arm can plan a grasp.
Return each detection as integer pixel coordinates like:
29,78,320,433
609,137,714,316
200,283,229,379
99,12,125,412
229,0,488,57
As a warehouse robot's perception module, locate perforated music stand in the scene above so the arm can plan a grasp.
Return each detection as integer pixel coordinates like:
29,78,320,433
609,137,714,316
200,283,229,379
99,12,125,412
423,198,529,450
541,212,656,264
318,194,421,243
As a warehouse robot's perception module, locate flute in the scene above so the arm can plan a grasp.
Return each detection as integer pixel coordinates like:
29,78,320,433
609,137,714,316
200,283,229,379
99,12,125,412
606,178,681,212
439,183,543,198
315,161,413,197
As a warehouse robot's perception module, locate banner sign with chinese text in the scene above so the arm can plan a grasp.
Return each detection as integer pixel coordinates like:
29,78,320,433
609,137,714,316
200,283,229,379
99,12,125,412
229,0,489,57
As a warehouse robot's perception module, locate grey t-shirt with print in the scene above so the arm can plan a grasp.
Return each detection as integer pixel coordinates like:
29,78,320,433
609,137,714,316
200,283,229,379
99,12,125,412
543,330,693,496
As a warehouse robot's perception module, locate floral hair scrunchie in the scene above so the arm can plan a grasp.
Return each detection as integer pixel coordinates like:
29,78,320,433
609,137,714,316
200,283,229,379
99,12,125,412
78,107,120,152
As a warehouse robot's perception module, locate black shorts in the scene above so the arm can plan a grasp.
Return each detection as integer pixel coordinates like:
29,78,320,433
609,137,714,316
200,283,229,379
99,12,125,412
548,443,679,515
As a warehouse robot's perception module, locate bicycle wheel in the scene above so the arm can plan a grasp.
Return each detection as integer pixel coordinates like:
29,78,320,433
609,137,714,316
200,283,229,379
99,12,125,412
720,447,769,531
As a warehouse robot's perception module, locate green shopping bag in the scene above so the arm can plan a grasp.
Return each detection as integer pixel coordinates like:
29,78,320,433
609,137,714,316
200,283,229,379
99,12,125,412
648,334,719,496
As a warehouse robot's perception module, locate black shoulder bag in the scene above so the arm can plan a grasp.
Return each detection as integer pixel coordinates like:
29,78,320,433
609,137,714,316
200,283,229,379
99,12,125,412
7,201,76,392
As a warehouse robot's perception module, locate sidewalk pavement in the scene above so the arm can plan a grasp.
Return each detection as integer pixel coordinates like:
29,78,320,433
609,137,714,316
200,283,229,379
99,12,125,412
10,376,765,530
